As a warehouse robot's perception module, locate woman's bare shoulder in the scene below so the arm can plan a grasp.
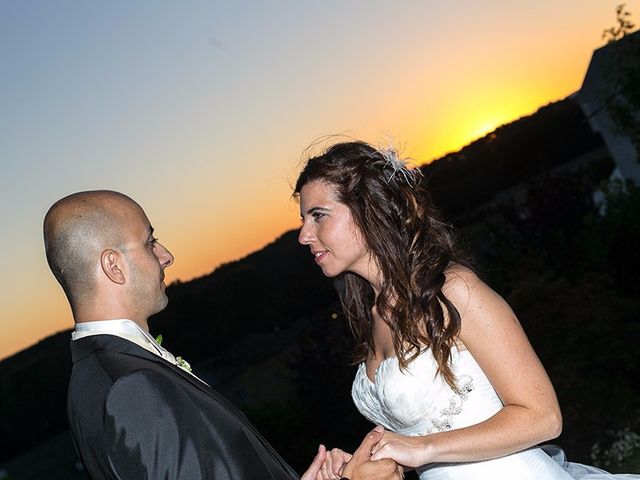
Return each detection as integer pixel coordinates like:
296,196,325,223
442,264,483,306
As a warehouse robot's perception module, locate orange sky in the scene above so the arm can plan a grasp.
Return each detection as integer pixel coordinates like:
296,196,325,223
1,1,633,360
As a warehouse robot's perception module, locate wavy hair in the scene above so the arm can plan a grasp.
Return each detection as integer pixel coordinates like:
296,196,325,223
294,141,471,389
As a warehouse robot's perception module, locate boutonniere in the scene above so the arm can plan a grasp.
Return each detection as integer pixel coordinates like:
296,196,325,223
155,334,193,373
175,356,192,373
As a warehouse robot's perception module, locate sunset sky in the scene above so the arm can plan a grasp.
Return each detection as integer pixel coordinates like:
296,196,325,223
0,1,631,359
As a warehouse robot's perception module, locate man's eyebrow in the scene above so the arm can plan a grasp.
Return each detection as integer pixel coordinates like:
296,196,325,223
147,226,155,237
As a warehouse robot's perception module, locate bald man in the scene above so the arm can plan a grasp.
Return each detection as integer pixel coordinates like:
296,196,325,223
44,190,400,480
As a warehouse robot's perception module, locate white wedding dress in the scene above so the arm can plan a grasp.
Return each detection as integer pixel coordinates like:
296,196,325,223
352,347,639,479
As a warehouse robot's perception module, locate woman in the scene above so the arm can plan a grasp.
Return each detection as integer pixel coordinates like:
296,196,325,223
294,141,638,480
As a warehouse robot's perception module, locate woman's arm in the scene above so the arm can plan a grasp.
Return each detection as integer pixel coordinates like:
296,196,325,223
371,266,562,467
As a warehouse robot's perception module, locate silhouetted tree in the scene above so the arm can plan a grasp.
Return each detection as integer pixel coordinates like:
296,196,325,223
602,4,635,43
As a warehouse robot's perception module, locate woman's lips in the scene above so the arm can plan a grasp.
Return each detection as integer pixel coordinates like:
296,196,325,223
314,251,328,264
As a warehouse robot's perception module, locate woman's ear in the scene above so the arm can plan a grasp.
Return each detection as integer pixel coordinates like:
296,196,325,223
100,249,126,285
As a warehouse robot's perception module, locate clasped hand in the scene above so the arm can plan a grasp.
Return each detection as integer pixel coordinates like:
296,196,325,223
320,428,428,479
317,427,427,480
370,429,429,468
304,426,404,480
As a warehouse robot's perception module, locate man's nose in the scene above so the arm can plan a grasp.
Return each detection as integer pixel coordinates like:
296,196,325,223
157,243,174,267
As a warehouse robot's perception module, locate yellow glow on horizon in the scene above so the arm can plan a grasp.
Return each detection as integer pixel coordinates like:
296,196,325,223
466,119,503,143
410,78,578,165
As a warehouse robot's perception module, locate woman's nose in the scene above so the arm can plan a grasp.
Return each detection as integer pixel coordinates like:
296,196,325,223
298,223,313,245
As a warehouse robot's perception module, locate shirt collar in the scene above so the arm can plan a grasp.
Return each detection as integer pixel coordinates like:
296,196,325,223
72,319,176,364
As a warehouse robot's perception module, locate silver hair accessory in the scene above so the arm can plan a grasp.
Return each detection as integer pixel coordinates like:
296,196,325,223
380,147,422,186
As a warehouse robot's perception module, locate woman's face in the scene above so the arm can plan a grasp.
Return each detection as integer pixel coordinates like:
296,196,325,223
298,180,373,280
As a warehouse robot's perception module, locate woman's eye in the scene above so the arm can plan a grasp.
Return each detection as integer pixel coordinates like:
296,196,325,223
312,212,325,221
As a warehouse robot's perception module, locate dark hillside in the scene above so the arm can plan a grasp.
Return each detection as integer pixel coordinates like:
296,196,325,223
423,97,604,217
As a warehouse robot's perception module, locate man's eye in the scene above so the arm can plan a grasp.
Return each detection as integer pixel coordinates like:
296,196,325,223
312,212,325,221
149,237,158,246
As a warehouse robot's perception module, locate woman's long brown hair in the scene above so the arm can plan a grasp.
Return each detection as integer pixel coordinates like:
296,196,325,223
294,141,472,389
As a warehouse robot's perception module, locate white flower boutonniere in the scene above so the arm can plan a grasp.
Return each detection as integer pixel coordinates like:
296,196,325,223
155,334,193,373
176,356,192,373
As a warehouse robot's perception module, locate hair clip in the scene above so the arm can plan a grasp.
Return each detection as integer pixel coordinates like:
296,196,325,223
380,147,422,187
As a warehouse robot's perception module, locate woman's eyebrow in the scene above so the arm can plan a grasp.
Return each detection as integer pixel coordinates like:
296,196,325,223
305,206,330,215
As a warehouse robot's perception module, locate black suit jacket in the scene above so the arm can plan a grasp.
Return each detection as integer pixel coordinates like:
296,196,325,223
68,335,299,479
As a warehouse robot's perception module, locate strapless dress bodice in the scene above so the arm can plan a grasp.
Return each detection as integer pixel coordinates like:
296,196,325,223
352,348,498,437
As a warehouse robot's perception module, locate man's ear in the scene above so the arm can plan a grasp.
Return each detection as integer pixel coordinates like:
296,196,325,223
101,249,126,285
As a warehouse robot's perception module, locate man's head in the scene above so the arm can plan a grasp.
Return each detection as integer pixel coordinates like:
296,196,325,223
43,190,174,326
